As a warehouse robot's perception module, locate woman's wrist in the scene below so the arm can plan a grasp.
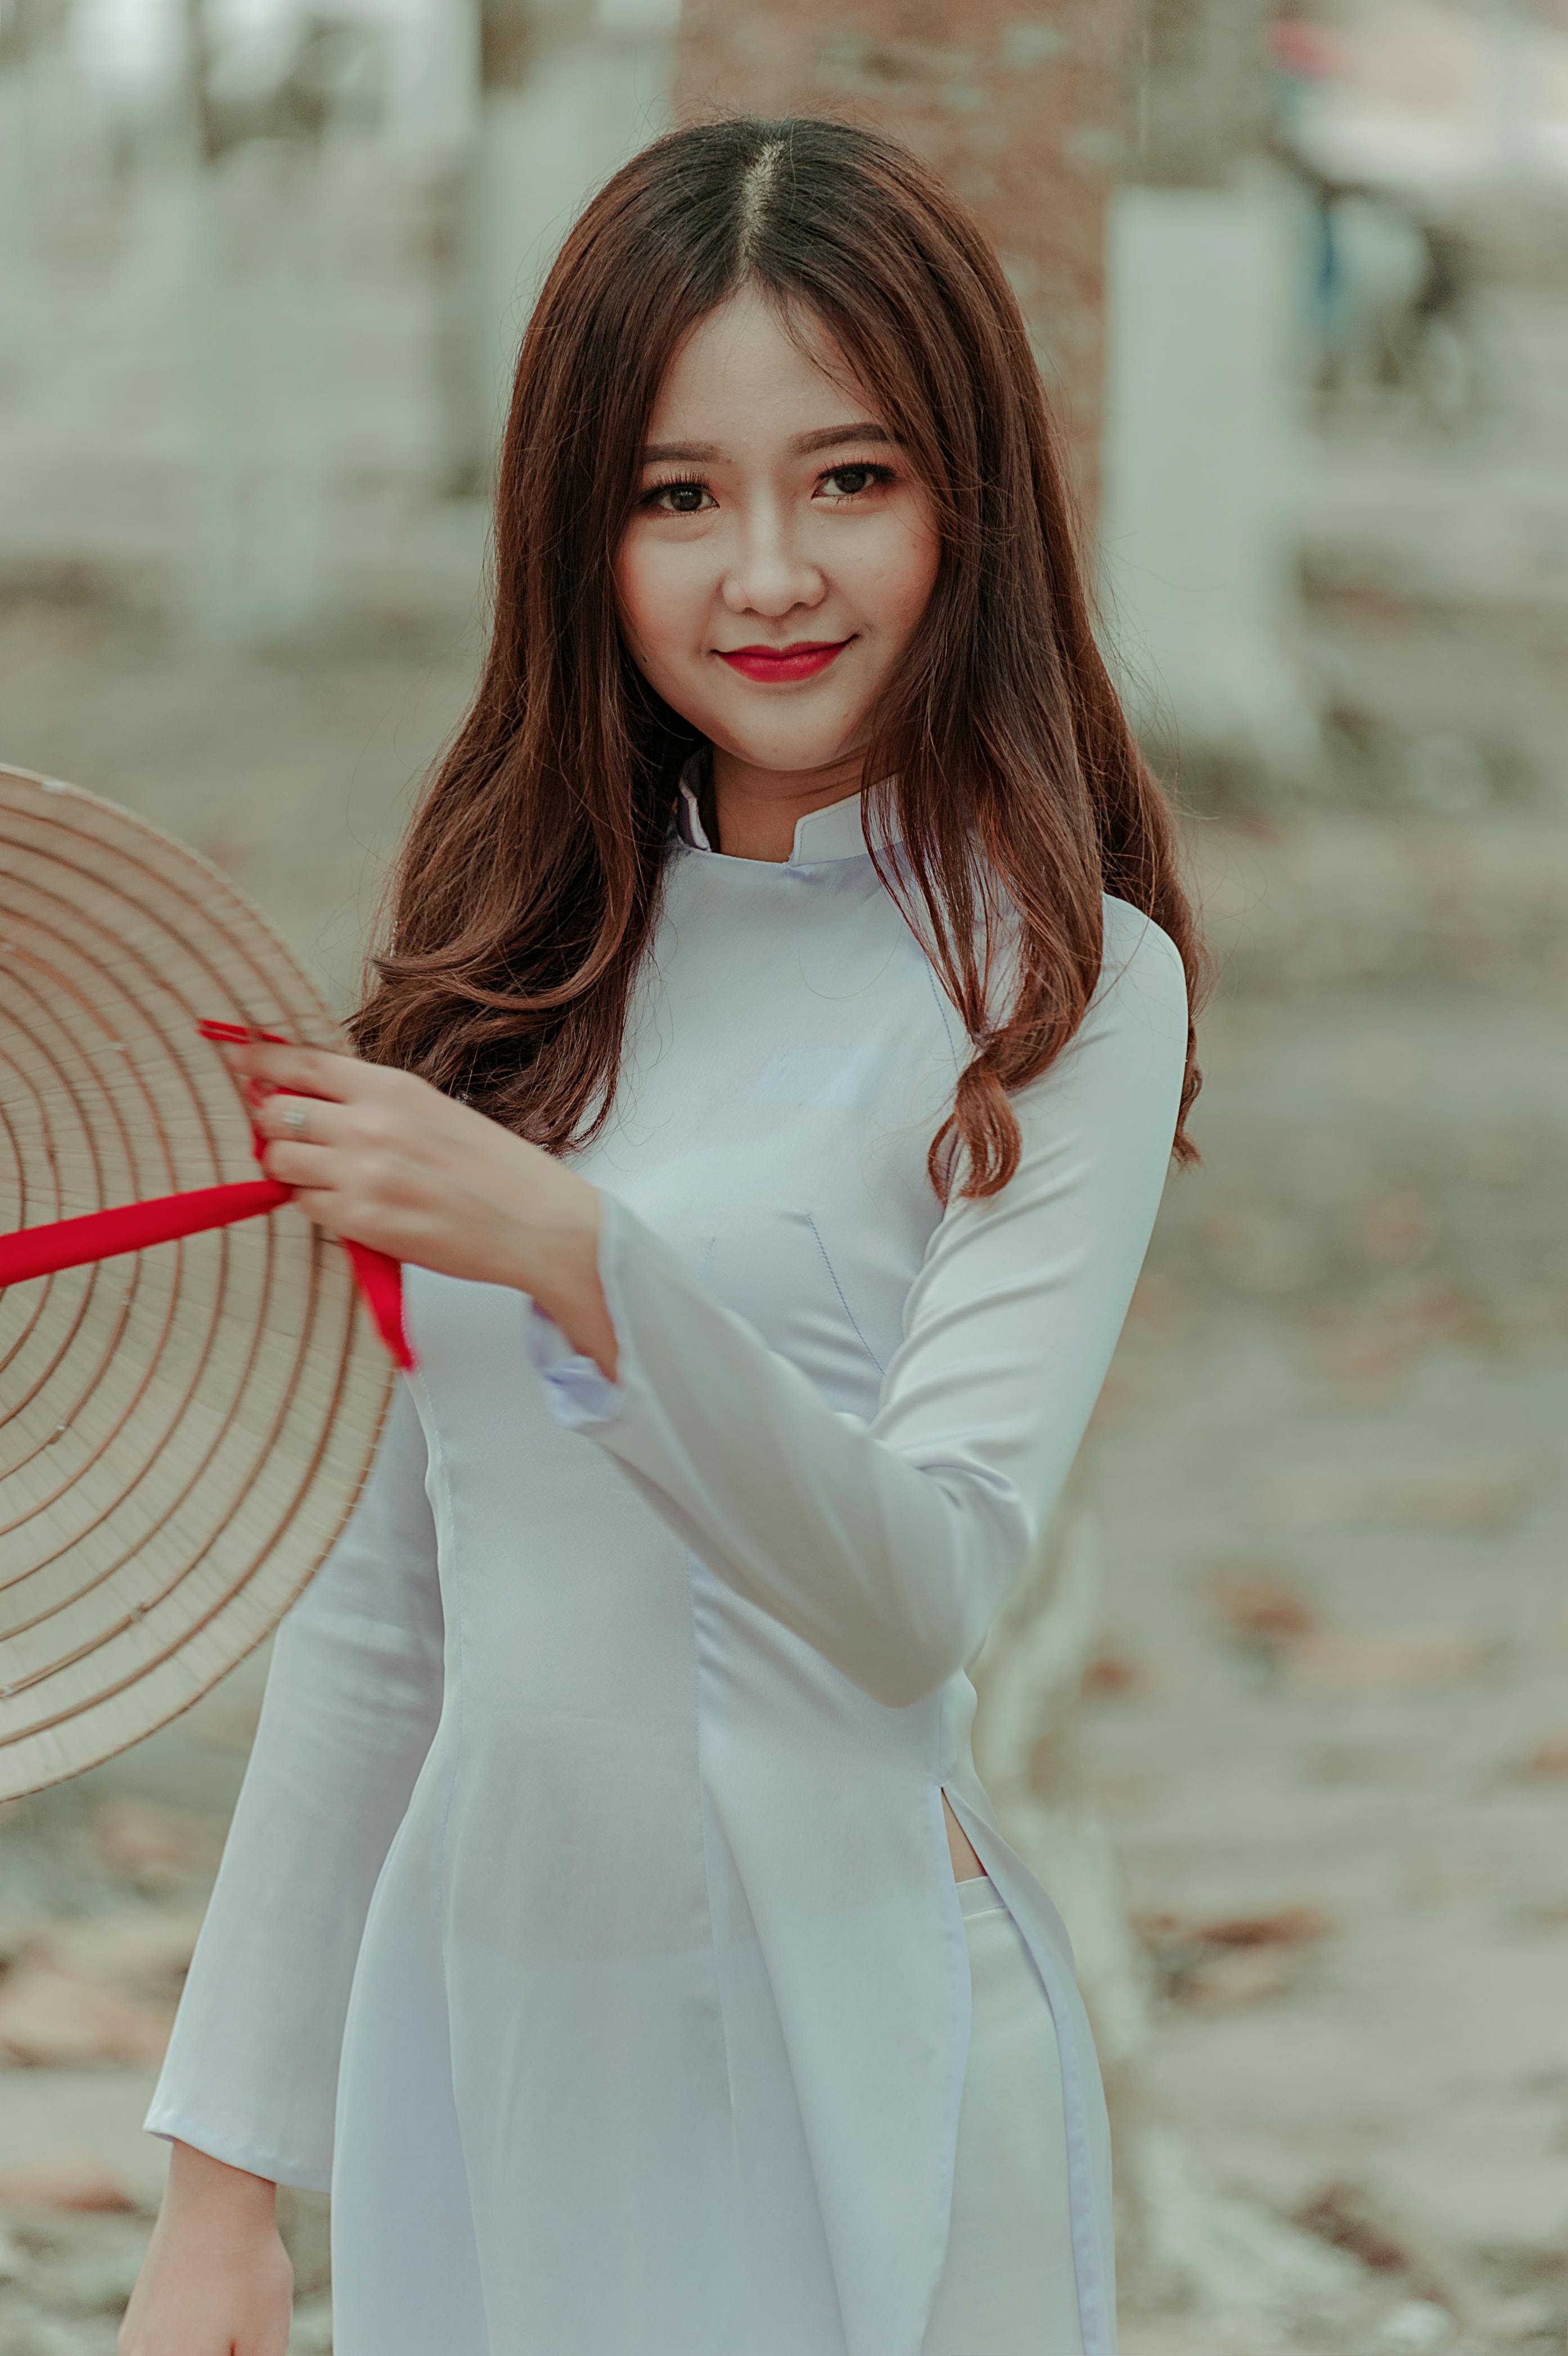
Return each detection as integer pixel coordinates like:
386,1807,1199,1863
163,2138,278,2226
504,1178,620,1382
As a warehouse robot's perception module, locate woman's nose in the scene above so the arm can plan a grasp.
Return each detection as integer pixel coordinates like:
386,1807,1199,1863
719,506,825,619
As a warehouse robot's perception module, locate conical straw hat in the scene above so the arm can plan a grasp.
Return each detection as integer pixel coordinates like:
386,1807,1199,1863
0,763,394,1799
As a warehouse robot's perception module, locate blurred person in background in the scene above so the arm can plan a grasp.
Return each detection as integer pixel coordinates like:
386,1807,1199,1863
120,115,1203,2356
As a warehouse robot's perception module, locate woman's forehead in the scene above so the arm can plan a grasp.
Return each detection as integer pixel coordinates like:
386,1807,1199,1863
643,290,880,454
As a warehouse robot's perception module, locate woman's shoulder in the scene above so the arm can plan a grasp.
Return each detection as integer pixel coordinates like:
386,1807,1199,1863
1096,891,1187,1006
1054,891,1189,1071
975,887,1187,1060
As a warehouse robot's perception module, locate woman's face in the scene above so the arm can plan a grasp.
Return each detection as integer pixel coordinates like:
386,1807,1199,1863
614,286,941,781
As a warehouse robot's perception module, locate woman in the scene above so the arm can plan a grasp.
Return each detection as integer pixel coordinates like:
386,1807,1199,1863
123,115,1204,2356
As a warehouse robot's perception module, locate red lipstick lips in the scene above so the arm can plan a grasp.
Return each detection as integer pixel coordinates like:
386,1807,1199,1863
717,638,851,683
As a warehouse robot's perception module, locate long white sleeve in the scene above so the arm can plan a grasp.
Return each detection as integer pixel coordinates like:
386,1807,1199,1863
529,908,1188,1710
143,1377,444,2189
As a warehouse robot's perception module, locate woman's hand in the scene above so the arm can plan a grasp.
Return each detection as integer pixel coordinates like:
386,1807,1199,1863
119,2141,292,2355
222,1039,619,1379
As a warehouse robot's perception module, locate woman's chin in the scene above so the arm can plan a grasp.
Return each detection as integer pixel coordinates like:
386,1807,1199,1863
701,715,872,780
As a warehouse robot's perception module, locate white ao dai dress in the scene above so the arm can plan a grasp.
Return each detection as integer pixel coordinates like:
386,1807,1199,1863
145,777,1189,2356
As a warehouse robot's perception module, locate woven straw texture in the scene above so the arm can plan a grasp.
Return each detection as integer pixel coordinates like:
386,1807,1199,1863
0,763,394,1799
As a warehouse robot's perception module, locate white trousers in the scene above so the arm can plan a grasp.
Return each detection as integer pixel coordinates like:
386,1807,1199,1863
920,1875,1088,2356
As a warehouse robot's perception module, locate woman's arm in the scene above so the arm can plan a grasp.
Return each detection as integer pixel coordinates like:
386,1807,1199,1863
142,1376,444,2188
528,908,1190,1709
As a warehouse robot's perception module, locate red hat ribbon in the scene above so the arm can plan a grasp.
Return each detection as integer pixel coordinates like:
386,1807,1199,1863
0,1022,415,1371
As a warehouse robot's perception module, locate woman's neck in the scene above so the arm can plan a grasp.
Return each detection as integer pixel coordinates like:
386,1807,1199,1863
703,743,866,863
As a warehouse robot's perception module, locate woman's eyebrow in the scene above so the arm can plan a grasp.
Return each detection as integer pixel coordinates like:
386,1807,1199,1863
639,422,898,463
792,422,898,455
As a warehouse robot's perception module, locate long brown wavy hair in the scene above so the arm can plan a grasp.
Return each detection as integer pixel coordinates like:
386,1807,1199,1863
351,115,1207,1200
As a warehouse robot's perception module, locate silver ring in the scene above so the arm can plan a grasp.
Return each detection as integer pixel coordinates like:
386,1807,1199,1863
282,1103,309,1138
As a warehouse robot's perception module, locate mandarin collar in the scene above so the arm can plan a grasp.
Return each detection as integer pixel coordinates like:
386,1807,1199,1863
672,771,902,867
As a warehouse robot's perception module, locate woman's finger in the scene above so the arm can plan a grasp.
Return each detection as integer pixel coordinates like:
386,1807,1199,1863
224,1040,362,1102
255,1138,339,1190
277,1184,350,1236
250,1091,350,1145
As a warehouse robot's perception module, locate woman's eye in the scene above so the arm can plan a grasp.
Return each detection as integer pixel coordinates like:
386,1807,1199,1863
637,461,894,515
819,462,895,501
642,479,713,515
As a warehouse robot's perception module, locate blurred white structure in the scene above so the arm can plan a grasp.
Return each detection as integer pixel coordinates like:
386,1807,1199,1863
1100,177,1322,787
1095,0,1324,794
452,0,677,484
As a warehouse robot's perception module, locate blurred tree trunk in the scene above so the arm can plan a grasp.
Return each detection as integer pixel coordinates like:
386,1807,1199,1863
1133,0,1273,187
481,0,538,91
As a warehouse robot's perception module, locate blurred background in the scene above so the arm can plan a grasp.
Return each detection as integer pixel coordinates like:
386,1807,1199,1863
1,1,1566,2350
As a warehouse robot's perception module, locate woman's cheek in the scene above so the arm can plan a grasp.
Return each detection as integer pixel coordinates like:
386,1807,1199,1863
839,519,933,642
614,535,668,653
613,555,652,660
886,517,942,634
617,543,699,684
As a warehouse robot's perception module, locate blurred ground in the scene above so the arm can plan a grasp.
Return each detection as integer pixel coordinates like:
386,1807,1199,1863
1,263,1566,2355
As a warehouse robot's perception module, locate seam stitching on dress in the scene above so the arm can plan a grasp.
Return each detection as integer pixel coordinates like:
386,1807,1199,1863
805,1210,884,1372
